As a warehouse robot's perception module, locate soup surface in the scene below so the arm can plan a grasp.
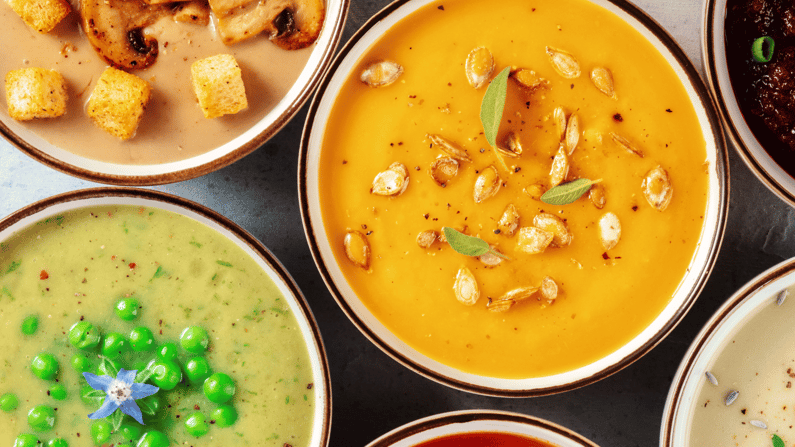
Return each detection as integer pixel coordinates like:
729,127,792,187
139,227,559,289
319,0,709,378
413,431,556,447
0,205,315,446
688,286,795,446
0,1,313,165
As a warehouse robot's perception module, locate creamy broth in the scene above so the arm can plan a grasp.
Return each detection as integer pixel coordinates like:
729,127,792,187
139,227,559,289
0,2,312,164
0,206,316,446
688,287,795,446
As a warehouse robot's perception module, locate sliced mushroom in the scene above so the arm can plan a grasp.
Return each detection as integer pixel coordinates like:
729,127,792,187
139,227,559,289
454,266,480,306
516,226,553,254
429,156,459,187
427,134,472,162
497,204,520,237
473,165,502,203
533,213,572,247
642,165,673,211
344,230,371,269
598,212,621,250
360,60,404,88
80,0,169,69
173,1,211,25
215,0,325,49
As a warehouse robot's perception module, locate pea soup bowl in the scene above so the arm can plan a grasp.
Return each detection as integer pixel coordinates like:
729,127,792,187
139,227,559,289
300,0,728,396
0,188,331,447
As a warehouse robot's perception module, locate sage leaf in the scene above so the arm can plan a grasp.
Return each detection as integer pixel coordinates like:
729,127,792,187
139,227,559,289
773,435,785,447
111,409,124,431
480,66,511,147
541,178,601,206
442,227,490,257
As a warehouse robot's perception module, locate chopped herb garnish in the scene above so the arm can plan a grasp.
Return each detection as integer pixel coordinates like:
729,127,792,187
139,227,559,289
5,260,21,274
773,434,785,447
216,261,233,267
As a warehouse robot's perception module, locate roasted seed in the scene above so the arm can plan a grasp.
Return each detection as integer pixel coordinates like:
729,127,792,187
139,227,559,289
416,230,438,249
478,246,504,267
590,67,615,98
546,46,581,79
540,276,558,301
642,165,673,211
724,390,739,406
454,266,480,306
371,162,409,196
598,212,621,251
429,156,459,187
565,113,580,155
465,46,495,89
428,134,472,162
498,204,520,237
516,226,554,254
360,60,403,87
589,184,606,209
498,132,523,158
705,371,719,386
533,213,572,248
499,286,538,302
554,107,567,141
524,183,547,201
473,165,502,203
750,420,767,429
549,145,569,187
777,289,789,306
610,132,644,157
511,68,549,91
344,230,371,269
487,298,515,313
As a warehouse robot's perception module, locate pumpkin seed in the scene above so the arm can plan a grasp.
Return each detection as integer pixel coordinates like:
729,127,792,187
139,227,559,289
511,68,548,91
486,297,515,313
610,132,644,157
498,204,520,237
500,286,538,302
549,145,569,187
429,156,459,187
523,183,547,201
371,162,409,196
589,184,606,209
705,371,719,386
642,165,673,211
590,67,615,98
598,212,621,251
777,289,789,306
478,246,504,267
344,230,371,269
428,134,472,162
540,276,558,301
724,390,739,406
454,266,480,306
546,46,581,79
497,132,523,158
416,230,438,249
554,107,567,141
565,113,580,155
473,165,502,203
465,46,495,89
533,213,572,247
516,226,554,254
360,60,403,87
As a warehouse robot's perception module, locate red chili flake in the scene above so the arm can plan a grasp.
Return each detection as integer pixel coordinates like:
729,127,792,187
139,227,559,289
613,113,623,122
128,263,136,269
111,255,116,260
437,5,444,10
194,404,200,410
307,383,313,390
40,270,49,280
632,206,638,212
602,252,610,260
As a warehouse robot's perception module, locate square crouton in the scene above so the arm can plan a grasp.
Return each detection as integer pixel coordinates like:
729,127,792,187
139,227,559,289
87,67,151,140
8,0,71,33
5,68,67,121
191,54,248,119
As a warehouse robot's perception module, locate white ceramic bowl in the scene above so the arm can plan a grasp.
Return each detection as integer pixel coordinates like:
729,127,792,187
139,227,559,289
366,410,598,447
0,1,348,185
0,188,331,446
704,0,795,206
300,0,728,396
661,258,795,447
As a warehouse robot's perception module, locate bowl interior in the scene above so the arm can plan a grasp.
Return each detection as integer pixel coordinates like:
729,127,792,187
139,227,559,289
301,0,727,395
0,188,331,446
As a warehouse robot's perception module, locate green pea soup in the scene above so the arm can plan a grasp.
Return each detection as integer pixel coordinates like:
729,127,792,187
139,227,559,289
0,199,326,446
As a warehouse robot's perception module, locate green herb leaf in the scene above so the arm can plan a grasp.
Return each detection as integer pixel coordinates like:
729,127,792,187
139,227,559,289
98,356,119,378
773,434,785,447
151,265,168,281
111,409,124,432
540,178,601,206
84,389,105,398
138,395,159,416
216,260,233,267
480,66,511,147
135,359,157,384
442,227,490,256
5,260,21,274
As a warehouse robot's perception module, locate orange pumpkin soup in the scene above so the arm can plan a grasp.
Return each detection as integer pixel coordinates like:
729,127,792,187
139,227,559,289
319,0,708,378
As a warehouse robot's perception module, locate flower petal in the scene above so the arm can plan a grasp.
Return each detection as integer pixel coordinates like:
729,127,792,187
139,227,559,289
88,398,120,419
130,383,159,400
116,368,137,385
120,398,145,425
83,372,113,391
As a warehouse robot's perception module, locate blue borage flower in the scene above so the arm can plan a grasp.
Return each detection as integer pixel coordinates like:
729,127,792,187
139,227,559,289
83,368,159,424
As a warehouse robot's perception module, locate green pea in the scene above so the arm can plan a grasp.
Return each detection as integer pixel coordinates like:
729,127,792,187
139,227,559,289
116,444,132,447
179,326,209,354
13,434,39,447
68,321,101,350
183,357,211,384
71,354,92,373
150,361,182,390
101,332,130,359
129,327,155,352
115,298,140,321
157,342,178,361
49,383,67,401
136,430,170,447
96,358,122,377
137,394,162,417
119,422,142,441
21,315,39,335
91,420,111,445
0,392,19,412
184,412,209,437
203,373,235,403
80,386,104,408
46,438,69,447
31,353,59,380
210,405,237,427
28,405,56,431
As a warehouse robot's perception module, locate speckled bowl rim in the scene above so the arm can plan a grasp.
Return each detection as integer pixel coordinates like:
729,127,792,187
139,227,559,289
299,0,729,396
365,410,599,447
703,0,795,207
0,0,349,186
0,188,332,446
660,257,795,447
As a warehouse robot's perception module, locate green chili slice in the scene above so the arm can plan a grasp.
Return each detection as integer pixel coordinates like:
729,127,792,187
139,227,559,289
751,36,775,63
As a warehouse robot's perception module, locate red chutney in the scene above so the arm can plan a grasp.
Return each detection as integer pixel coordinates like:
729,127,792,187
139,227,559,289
414,432,556,447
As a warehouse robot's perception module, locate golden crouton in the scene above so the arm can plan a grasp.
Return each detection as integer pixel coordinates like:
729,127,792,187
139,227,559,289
191,54,248,119
8,0,71,33
87,67,151,140
5,68,67,121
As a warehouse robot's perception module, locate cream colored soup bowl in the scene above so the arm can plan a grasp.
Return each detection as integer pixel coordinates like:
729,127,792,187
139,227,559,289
0,188,331,446
366,410,598,447
300,0,727,396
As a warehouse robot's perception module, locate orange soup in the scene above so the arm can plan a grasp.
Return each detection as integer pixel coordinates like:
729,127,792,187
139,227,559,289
319,0,709,378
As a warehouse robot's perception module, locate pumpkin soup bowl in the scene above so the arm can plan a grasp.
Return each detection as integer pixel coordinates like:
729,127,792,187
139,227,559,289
0,188,331,446
365,410,598,447
300,0,728,396
0,0,348,185
661,258,795,447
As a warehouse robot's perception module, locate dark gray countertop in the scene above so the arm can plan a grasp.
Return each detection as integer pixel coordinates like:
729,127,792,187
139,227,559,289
2,1,794,446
